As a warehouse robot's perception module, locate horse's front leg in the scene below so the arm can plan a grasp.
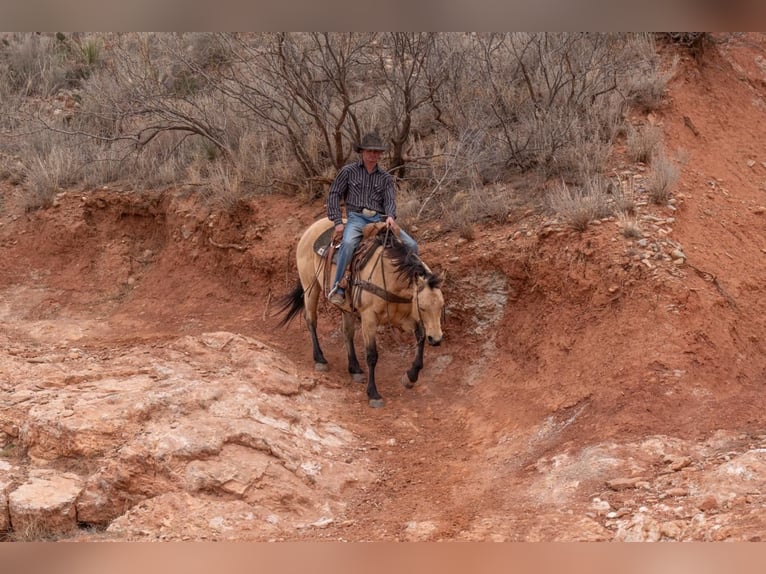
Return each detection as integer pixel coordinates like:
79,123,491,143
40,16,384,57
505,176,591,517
361,316,384,408
342,311,364,382
365,337,384,408
402,322,425,389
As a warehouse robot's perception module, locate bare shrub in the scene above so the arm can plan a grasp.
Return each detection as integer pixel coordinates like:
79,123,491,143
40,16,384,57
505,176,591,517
201,163,247,211
408,128,493,220
618,212,643,238
611,174,638,216
232,129,278,192
646,147,680,204
621,34,673,111
21,131,84,210
659,33,714,61
128,131,204,188
467,33,654,183
547,178,612,231
553,124,615,185
626,124,662,163
2,33,68,96
442,185,520,234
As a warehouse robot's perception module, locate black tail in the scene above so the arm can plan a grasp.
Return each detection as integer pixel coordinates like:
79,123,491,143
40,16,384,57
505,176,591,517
275,279,305,327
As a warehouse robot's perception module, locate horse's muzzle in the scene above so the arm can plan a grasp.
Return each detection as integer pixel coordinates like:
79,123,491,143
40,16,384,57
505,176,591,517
427,336,442,346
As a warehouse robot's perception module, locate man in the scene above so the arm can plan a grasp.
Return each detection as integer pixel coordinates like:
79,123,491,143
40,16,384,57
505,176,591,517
326,131,418,307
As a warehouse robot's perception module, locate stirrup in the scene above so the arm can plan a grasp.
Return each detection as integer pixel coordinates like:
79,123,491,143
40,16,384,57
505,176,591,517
328,284,343,297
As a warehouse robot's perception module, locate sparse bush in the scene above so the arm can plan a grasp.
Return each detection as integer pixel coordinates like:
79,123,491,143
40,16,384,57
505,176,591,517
618,212,643,238
553,126,615,185
465,33,655,184
660,32,713,61
646,147,679,204
3,33,68,96
19,130,85,210
622,34,673,111
547,178,612,232
626,124,662,163
611,175,638,216
24,146,80,210
187,32,234,70
440,184,524,235
202,163,247,211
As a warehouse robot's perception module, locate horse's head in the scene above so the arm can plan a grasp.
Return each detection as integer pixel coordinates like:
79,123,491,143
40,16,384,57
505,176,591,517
415,273,444,346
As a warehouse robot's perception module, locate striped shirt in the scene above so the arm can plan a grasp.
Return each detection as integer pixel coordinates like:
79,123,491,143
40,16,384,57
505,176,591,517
327,161,396,226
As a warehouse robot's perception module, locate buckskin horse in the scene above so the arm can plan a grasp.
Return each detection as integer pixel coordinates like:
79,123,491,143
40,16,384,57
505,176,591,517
277,218,444,408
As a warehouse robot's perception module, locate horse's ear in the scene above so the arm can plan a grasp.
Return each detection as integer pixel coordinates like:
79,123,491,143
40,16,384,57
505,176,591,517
423,272,442,290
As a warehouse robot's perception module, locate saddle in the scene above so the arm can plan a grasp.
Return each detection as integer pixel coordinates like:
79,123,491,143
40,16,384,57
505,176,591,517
313,222,401,310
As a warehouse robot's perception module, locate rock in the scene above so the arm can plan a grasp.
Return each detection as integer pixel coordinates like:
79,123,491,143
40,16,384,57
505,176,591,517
8,470,83,538
697,495,719,512
664,487,689,497
606,477,649,490
590,497,611,515
403,520,438,541
660,520,684,539
615,514,662,542
666,455,692,471
76,463,138,526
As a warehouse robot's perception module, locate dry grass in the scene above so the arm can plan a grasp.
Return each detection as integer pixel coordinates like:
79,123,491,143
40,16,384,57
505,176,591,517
202,163,248,211
3,33,68,97
6,514,73,542
438,185,520,235
626,124,663,163
23,146,81,211
618,212,643,238
646,147,680,204
547,178,612,232
611,174,638,216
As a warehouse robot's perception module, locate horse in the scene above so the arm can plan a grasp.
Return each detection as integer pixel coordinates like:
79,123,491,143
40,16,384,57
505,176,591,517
277,218,444,408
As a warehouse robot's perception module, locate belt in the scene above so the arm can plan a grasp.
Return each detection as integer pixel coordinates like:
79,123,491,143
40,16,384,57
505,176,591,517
361,208,379,217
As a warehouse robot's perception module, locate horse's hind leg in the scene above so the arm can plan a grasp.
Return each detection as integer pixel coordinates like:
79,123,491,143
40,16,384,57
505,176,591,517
402,322,425,389
304,286,328,371
342,311,364,382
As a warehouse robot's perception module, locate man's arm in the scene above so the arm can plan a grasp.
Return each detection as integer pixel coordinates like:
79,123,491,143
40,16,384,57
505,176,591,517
382,173,397,221
327,167,348,226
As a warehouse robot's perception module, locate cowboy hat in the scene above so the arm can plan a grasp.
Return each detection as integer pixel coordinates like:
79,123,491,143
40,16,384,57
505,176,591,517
354,132,387,152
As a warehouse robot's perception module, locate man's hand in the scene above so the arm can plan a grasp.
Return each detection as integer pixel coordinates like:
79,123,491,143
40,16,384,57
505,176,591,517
385,216,401,235
333,223,345,242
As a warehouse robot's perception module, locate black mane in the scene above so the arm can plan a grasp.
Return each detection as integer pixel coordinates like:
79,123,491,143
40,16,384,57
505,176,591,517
384,237,443,289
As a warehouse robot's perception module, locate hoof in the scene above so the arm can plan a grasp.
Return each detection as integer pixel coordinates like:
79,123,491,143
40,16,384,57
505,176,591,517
368,398,385,408
315,362,329,372
401,373,415,389
352,373,366,383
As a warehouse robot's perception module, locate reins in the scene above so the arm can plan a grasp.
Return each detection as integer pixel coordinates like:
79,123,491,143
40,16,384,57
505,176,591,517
321,224,423,325
355,225,426,329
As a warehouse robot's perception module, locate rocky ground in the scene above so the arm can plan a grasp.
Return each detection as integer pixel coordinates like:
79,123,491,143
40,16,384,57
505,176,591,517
3,33,766,542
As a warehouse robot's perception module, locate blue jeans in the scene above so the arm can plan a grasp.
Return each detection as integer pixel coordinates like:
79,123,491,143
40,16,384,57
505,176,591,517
332,211,418,290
